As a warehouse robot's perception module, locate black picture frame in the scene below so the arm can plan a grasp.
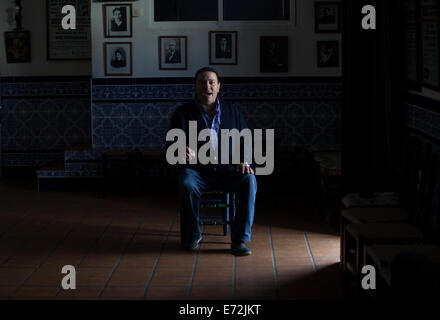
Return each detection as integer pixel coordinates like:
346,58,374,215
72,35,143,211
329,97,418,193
209,31,238,65
260,36,288,73
315,2,341,33
317,40,339,67
104,4,133,38
46,0,91,60
159,36,188,70
4,30,31,63
104,42,133,76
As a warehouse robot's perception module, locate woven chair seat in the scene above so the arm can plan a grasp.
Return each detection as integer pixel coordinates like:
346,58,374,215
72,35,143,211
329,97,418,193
342,192,400,209
341,207,408,223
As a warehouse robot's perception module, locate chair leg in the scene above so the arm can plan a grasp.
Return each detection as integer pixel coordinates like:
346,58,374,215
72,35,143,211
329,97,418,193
341,216,346,272
224,193,230,236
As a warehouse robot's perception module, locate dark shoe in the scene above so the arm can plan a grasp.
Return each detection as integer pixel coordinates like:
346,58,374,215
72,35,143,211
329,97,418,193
184,235,202,251
231,241,252,256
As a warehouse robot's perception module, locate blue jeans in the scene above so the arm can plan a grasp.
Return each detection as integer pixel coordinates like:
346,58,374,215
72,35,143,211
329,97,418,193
178,167,257,246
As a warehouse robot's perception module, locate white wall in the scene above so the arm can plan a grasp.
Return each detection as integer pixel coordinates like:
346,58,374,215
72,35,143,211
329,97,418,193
411,88,440,102
0,0,91,77
92,0,342,78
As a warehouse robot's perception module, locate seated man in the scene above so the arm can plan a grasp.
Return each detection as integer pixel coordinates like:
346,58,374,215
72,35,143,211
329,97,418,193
168,67,257,256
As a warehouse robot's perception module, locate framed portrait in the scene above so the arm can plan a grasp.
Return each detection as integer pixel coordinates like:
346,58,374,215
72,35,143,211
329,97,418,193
315,2,341,33
104,42,132,76
159,36,187,70
317,40,339,67
104,4,132,38
209,31,237,65
4,31,31,63
260,36,288,73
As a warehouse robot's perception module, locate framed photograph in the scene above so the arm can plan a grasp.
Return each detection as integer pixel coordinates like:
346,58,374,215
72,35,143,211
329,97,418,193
260,36,288,73
104,4,132,38
317,40,339,67
104,42,132,76
209,31,237,65
159,36,187,70
315,2,341,33
4,31,31,63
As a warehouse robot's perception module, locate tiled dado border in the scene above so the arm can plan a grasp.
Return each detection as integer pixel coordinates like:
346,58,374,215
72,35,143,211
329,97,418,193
92,77,342,101
1,76,90,97
91,76,343,150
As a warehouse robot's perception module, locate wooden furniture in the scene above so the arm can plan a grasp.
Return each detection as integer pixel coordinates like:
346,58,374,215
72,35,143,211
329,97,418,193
200,191,235,236
365,244,440,299
101,150,136,197
312,150,342,222
341,143,438,298
340,139,435,271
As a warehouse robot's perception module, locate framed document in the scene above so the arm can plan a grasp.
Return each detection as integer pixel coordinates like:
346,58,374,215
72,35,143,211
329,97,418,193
104,42,132,76
46,0,91,60
209,31,237,65
421,0,440,91
103,4,132,38
159,36,187,70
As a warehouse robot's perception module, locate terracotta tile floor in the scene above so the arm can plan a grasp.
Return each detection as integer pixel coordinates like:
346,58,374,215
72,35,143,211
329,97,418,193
0,179,343,300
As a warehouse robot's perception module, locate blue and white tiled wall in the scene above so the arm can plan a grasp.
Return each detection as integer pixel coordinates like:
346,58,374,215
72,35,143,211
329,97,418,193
405,93,440,240
91,79,342,151
0,76,91,166
406,93,440,152
1,76,343,182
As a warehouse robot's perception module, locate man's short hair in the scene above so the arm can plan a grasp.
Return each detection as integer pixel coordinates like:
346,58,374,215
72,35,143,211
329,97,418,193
194,67,220,84
113,7,121,15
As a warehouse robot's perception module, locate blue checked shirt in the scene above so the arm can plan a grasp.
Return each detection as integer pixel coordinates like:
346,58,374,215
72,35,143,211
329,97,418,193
197,99,221,152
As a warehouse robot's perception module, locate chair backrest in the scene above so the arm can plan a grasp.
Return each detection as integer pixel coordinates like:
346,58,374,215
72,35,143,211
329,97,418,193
408,143,437,233
398,136,422,208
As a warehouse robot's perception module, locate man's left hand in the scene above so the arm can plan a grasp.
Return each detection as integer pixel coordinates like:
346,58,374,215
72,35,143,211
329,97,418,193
236,162,254,175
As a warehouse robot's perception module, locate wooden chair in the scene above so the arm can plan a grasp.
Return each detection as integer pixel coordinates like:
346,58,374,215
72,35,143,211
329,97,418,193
342,146,438,297
364,244,440,300
312,150,342,223
199,191,235,236
340,138,431,271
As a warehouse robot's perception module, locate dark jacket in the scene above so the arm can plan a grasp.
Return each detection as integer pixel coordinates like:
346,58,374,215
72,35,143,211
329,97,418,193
168,100,250,174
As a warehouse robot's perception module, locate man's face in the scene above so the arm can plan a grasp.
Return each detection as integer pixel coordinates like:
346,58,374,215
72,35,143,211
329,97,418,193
114,9,122,21
168,42,176,52
195,71,221,106
220,38,227,47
